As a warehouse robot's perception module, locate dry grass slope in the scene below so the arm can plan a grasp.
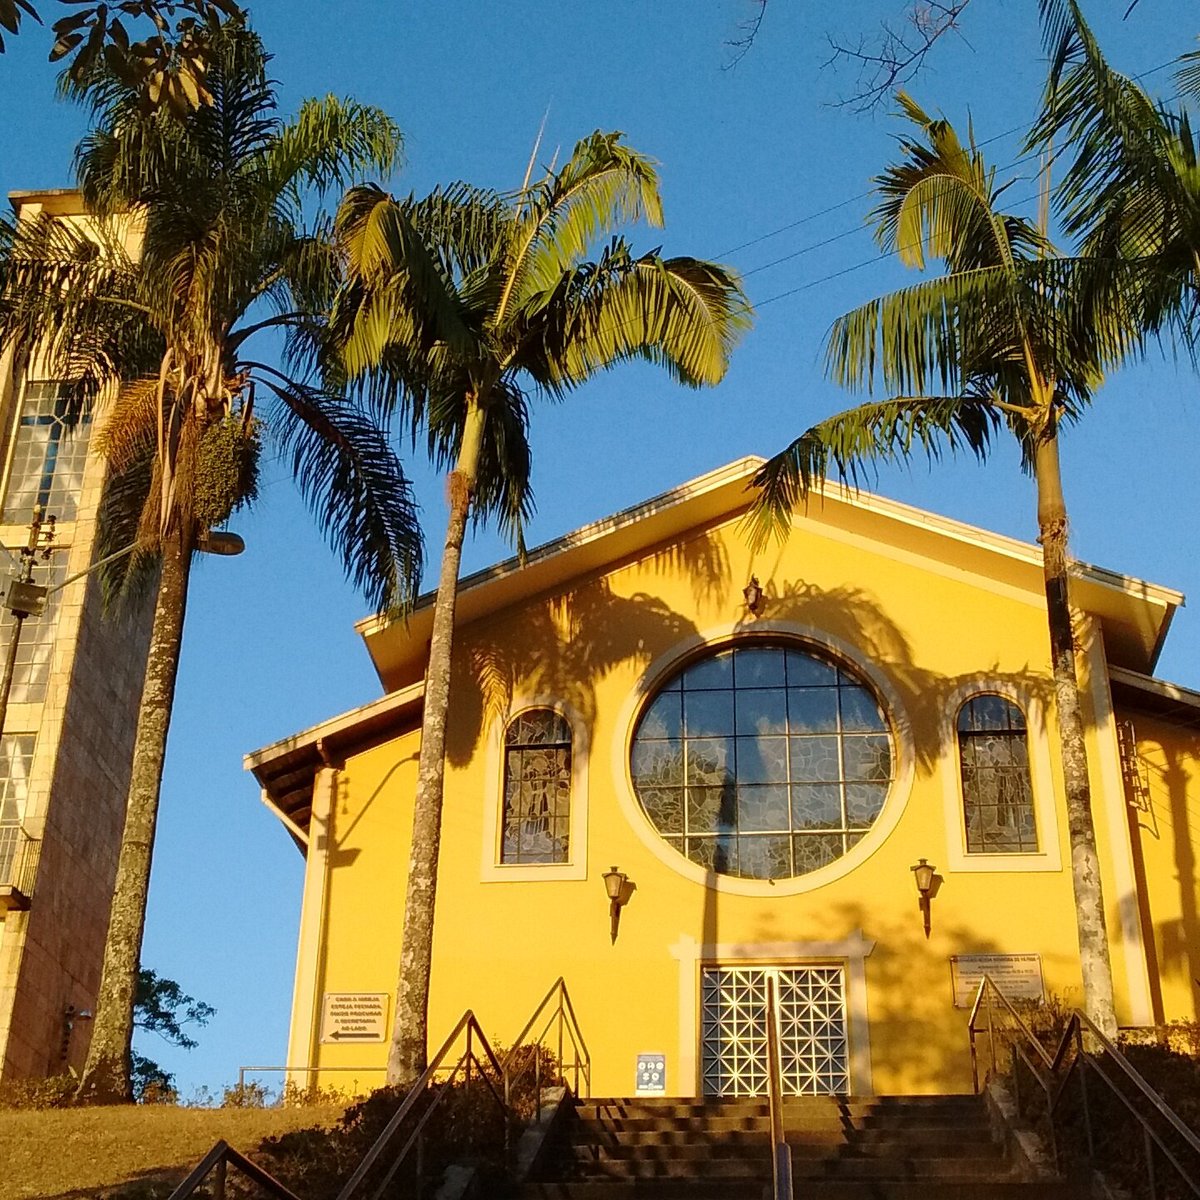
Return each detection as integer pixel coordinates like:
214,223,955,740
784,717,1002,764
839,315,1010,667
0,1103,345,1200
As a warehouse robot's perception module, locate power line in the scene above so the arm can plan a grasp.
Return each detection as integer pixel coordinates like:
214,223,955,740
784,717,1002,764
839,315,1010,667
718,56,1178,267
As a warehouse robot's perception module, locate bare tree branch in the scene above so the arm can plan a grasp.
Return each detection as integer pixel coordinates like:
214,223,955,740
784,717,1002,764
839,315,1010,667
724,0,767,70
826,2,974,111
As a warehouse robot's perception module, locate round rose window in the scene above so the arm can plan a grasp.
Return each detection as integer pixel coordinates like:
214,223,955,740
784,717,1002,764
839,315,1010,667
630,642,893,880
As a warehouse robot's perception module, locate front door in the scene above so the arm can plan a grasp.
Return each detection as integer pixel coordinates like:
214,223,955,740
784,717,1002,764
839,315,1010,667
700,964,849,1096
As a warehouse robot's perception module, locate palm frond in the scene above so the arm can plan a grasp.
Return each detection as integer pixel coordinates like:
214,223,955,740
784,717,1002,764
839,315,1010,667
259,95,403,204
502,130,665,321
332,185,475,375
527,244,752,391
747,395,1002,546
264,373,423,615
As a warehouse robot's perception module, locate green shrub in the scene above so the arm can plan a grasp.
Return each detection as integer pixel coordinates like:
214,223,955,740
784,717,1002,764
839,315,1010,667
0,1073,75,1109
221,1079,273,1108
253,1043,561,1199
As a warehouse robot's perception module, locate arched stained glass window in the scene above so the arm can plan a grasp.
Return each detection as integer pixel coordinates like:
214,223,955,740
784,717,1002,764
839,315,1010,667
957,695,1038,853
631,642,894,880
501,710,572,864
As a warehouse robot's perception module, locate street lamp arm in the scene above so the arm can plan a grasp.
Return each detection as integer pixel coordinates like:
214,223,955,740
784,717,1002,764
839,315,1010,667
46,541,141,597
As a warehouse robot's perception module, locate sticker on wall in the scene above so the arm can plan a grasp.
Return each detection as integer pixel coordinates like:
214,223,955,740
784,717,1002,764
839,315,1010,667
635,1052,666,1094
949,954,1045,1008
320,992,389,1043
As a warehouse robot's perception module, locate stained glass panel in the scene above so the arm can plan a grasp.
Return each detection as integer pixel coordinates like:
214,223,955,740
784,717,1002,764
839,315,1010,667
958,695,1037,853
500,710,571,864
632,641,894,880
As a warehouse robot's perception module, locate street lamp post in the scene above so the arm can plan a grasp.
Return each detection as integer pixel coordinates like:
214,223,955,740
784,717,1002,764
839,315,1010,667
0,506,56,739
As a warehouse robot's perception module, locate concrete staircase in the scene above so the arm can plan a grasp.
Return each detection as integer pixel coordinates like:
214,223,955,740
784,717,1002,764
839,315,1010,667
518,1093,1088,1199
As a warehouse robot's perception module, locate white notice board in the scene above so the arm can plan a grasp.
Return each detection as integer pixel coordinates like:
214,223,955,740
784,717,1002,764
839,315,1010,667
949,955,1045,1008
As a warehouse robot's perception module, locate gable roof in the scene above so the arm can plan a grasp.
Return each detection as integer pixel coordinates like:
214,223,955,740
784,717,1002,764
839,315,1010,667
357,455,1183,691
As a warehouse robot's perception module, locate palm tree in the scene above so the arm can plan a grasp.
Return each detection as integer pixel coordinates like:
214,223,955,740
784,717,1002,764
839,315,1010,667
1032,0,1200,350
328,132,751,1084
0,18,424,1102
750,95,1140,1038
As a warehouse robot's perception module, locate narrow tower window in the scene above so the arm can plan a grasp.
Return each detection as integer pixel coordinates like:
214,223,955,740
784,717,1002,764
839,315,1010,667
4,381,91,525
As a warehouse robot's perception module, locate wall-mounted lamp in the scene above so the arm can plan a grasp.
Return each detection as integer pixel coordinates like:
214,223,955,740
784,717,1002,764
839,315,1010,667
60,1004,92,1061
743,575,764,616
911,858,937,939
603,865,633,943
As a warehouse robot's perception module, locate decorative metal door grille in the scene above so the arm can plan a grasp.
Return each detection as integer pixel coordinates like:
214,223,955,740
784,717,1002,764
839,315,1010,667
701,965,849,1096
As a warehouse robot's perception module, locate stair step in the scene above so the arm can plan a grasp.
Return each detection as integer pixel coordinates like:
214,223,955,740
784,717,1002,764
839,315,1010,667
573,1114,992,1134
578,1096,981,1118
520,1185,1089,1200
568,1158,1013,1182
568,1136,1003,1160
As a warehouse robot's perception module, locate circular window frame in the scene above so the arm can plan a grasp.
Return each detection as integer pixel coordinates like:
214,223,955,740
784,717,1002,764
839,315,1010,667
612,620,916,897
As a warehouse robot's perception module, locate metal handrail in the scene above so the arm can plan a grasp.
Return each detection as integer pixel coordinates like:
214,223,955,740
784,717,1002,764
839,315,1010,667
0,826,39,896
172,982,592,1200
968,973,1200,1198
168,1139,303,1200
502,976,592,1108
335,1009,506,1200
765,976,794,1200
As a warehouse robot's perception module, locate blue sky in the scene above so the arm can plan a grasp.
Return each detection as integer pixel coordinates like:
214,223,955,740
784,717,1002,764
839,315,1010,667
1,0,1196,1094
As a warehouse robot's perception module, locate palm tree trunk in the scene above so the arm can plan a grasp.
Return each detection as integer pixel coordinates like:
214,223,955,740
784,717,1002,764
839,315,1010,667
75,529,193,1103
387,398,486,1088
1034,422,1118,1039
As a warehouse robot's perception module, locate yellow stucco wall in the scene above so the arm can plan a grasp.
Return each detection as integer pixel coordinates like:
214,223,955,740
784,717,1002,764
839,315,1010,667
1123,711,1200,1025
291,505,1159,1097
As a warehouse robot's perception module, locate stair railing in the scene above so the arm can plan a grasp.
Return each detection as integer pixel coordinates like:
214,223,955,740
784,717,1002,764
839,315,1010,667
502,975,591,1114
170,981,591,1200
766,975,795,1200
168,1139,303,1200
334,1009,507,1200
968,973,1200,1198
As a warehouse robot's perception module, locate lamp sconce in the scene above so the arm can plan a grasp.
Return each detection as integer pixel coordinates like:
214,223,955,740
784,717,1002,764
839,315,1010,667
911,858,940,939
603,865,634,943
60,1004,92,1061
743,575,764,617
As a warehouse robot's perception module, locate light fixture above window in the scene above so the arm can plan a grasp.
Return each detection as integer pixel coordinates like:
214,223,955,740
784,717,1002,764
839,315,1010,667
742,575,763,616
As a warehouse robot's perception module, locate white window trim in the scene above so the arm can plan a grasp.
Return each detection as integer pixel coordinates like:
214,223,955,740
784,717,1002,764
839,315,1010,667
480,698,590,882
610,620,916,898
940,677,1062,873
670,930,876,1098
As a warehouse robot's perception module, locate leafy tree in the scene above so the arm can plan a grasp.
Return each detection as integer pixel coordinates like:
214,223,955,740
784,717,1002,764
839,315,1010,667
131,967,214,1102
0,17,423,1102
750,94,1141,1037
1,0,241,113
328,132,751,1084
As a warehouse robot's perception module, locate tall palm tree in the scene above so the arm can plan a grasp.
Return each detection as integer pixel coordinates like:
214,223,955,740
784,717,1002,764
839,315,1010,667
328,132,751,1084
0,19,424,1102
750,95,1140,1038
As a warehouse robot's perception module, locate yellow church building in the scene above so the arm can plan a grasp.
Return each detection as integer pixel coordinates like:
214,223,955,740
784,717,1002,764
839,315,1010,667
246,456,1199,1098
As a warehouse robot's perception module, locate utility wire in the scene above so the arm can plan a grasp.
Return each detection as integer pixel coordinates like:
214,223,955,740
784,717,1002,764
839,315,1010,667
718,56,1177,266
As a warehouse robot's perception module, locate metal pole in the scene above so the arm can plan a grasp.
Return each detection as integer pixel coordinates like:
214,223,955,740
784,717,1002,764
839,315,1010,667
0,507,52,739
1078,1027,1095,1159
0,612,26,739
